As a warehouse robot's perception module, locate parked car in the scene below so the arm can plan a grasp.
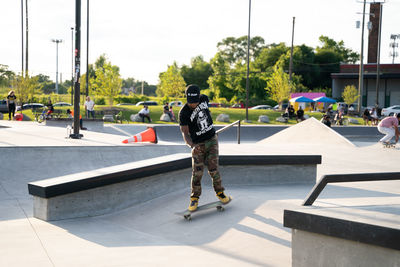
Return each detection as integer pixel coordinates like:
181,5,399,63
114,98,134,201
135,101,158,106
209,102,222,108
231,103,245,108
53,102,72,107
169,101,183,107
116,103,135,106
273,103,289,111
22,103,44,110
381,105,400,116
0,100,8,113
250,105,272,110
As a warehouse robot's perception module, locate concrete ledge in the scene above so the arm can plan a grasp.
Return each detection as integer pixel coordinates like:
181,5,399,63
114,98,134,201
45,118,104,128
28,154,321,221
284,206,400,266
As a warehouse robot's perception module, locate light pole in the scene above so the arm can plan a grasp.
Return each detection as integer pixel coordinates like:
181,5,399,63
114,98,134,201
289,17,295,83
245,0,251,122
390,34,399,64
86,0,89,97
71,27,74,105
51,39,63,94
21,0,24,75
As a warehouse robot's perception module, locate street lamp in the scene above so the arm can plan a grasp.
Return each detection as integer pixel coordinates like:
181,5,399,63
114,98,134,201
389,34,399,64
51,39,63,94
71,27,74,105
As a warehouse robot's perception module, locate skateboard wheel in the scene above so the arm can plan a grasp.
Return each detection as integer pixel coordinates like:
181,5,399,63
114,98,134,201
217,206,224,212
184,215,191,221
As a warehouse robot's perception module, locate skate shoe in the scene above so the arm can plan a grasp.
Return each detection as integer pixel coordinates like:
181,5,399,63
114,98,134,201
188,197,199,212
216,191,230,204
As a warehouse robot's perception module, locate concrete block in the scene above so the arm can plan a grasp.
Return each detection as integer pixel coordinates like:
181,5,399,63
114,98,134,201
292,230,400,267
216,114,230,122
160,113,171,122
258,115,269,123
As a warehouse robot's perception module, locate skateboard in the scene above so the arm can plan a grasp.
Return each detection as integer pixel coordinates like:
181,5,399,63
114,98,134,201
383,142,396,148
175,196,232,221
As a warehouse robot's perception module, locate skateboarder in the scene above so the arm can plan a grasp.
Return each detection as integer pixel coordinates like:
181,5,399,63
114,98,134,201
179,84,230,212
377,113,400,145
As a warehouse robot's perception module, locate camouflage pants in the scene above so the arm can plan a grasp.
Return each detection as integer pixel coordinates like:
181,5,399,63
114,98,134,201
191,135,224,198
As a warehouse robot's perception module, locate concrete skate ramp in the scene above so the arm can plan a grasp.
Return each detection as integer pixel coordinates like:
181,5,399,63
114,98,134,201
258,117,355,147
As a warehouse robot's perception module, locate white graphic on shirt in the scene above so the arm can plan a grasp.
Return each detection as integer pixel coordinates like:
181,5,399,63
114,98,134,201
197,111,208,131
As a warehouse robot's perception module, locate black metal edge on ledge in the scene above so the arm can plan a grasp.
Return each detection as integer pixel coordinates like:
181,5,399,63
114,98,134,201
28,154,322,198
303,172,400,206
283,209,400,251
28,157,192,198
219,155,321,165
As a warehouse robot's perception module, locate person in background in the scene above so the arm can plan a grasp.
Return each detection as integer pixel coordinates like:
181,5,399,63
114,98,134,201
363,108,372,126
67,109,86,130
6,90,17,120
320,114,331,127
288,105,295,119
138,105,152,123
46,100,54,117
163,102,173,121
296,106,305,122
84,96,95,119
169,105,176,122
377,113,400,145
370,107,379,125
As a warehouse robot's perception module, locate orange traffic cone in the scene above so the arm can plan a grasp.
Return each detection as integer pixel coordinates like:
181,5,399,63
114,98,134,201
122,127,158,144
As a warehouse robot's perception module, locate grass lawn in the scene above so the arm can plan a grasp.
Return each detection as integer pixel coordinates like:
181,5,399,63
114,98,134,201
1,105,365,125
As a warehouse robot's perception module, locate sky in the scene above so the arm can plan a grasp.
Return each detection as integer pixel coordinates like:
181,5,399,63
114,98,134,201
1,0,399,85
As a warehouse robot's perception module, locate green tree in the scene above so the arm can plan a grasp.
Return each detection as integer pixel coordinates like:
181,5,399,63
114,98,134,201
253,43,289,72
342,85,359,106
181,56,213,90
266,66,292,106
91,62,122,106
217,36,266,65
0,64,15,87
12,74,42,105
317,35,359,63
157,63,186,97
207,52,235,101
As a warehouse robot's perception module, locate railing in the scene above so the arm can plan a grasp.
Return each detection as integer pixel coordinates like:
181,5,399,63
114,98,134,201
302,172,400,206
216,120,241,144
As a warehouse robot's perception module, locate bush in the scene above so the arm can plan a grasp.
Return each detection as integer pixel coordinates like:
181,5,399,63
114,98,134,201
114,95,148,104
95,97,106,105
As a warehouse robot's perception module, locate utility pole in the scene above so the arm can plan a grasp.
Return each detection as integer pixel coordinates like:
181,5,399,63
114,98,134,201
71,0,83,139
289,17,295,83
141,81,144,95
357,0,367,114
25,0,28,76
86,0,89,97
245,0,251,122
375,3,383,108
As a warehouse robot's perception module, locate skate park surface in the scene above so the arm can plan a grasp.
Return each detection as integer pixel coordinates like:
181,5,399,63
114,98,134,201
0,119,399,267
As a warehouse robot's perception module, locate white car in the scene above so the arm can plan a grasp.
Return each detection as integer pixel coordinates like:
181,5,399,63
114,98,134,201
250,105,272,110
169,101,183,107
53,102,72,107
381,105,400,116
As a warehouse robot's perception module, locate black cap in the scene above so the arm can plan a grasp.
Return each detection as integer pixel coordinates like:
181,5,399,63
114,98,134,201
185,84,200,103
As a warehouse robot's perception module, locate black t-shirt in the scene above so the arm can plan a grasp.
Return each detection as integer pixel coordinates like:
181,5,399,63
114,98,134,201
179,94,215,144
